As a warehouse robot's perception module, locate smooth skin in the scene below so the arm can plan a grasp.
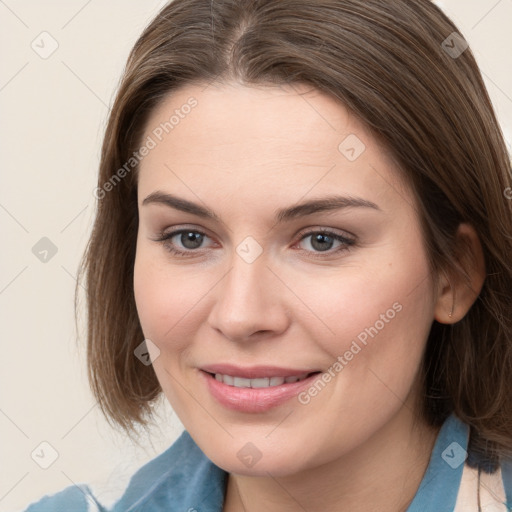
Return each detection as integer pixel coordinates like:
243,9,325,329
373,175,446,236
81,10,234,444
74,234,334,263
133,82,485,512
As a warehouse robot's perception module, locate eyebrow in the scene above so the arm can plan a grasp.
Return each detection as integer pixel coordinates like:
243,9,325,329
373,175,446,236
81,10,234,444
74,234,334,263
142,191,381,223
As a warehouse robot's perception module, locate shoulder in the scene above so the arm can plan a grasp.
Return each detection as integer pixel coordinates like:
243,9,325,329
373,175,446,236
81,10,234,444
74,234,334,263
503,457,512,508
22,430,228,512
23,483,102,512
449,414,512,512
453,456,512,511
407,413,512,512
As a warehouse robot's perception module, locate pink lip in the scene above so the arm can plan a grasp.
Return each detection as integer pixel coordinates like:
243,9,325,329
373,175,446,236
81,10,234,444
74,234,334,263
199,366,322,413
200,363,318,379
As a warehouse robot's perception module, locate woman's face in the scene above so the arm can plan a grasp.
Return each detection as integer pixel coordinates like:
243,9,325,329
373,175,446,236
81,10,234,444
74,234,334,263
133,82,437,475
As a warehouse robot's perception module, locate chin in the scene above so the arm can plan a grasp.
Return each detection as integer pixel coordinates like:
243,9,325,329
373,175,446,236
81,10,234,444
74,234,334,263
202,440,312,477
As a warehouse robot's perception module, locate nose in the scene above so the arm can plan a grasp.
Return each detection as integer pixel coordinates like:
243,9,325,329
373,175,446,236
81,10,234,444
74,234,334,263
206,249,290,343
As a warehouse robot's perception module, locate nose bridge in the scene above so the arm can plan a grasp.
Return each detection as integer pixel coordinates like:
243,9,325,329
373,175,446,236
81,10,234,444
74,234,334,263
207,244,288,341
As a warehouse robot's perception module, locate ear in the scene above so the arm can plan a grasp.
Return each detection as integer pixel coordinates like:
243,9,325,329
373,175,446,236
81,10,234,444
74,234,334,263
434,223,486,324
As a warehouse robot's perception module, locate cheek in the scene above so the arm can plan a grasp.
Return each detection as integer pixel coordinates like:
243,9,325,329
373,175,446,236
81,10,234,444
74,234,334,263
133,248,184,343
290,236,435,406
289,253,432,350
133,247,218,350
133,246,218,427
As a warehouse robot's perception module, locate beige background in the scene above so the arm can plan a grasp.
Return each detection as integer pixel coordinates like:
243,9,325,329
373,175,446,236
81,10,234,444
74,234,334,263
1,1,511,510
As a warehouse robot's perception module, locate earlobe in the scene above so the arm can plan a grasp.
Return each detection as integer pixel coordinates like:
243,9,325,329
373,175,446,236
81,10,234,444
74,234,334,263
433,223,486,324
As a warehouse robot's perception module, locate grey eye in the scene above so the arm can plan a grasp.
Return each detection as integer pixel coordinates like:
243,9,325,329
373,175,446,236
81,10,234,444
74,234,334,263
174,231,205,249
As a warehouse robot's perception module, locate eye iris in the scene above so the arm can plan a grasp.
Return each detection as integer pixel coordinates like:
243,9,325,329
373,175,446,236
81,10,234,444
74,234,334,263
181,231,203,249
311,233,334,251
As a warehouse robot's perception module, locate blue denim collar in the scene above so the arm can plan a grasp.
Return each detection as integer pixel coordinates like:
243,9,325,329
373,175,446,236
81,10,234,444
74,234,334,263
406,413,469,512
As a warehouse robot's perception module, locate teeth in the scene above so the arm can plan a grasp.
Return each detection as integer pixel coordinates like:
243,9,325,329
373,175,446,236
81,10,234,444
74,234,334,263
214,373,310,388
233,377,251,388
270,376,285,386
251,377,270,388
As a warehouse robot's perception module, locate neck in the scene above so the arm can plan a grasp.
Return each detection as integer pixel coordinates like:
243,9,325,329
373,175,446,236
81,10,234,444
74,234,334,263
223,407,441,512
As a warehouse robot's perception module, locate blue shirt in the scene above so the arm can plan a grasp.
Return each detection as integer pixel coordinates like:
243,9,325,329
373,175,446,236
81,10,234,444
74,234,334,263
24,413,512,511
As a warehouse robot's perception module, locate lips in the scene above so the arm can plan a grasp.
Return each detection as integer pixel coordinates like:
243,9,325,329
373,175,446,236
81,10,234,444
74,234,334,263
199,364,323,413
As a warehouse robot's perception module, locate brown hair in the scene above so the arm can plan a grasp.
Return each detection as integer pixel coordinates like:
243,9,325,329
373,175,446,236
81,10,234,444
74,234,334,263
76,0,512,469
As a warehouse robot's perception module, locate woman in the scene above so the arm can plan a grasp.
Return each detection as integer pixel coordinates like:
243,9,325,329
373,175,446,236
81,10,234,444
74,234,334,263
25,0,512,510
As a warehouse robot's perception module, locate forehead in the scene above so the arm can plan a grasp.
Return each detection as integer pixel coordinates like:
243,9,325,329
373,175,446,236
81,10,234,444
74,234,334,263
137,82,412,213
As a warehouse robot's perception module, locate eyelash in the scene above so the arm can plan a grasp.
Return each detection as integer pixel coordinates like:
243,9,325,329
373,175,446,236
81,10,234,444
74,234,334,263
152,227,356,259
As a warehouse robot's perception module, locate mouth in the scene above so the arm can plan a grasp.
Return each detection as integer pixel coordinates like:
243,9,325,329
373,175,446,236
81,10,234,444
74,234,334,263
204,371,321,388
199,365,324,412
